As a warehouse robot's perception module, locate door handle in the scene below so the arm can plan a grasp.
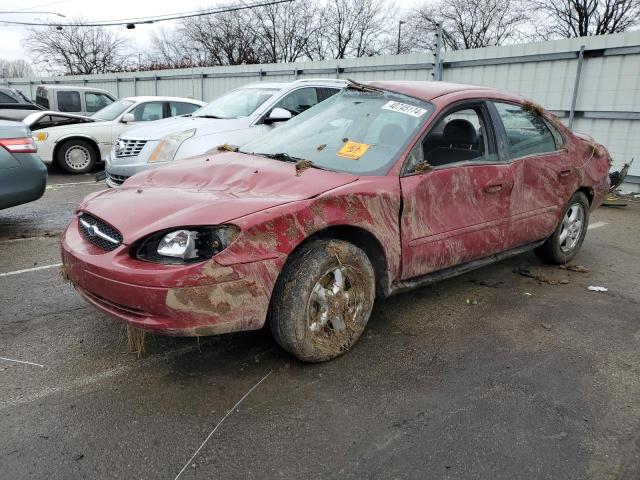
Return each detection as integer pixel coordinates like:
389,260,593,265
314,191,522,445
484,183,503,193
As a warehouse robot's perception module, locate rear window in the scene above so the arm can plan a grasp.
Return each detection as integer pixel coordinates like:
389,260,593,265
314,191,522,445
57,91,81,113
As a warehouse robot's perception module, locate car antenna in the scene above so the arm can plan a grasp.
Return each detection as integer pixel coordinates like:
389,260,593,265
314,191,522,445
346,79,384,93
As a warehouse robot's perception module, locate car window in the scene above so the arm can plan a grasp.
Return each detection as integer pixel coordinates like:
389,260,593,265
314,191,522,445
85,93,114,113
131,102,164,122
405,106,496,172
241,88,433,176
493,102,558,158
0,91,18,103
170,102,200,116
194,87,278,119
57,91,81,112
316,87,341,102
273,87,319,116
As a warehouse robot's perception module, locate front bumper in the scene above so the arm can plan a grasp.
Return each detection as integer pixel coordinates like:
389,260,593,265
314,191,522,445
60,217,280,336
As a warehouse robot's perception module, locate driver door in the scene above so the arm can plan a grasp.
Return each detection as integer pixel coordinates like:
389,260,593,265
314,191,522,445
400,101,514,279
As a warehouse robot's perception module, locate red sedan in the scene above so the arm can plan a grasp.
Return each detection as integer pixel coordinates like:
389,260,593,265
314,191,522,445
61,81,610,362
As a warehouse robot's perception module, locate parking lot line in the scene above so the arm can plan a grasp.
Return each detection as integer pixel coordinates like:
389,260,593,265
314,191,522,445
0,357,44,368
173,370,273,480
0,263,62,277
46,181,98,188
588,221,608,230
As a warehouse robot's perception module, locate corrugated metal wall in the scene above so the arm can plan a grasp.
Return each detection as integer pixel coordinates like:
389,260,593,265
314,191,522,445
4,31,639,179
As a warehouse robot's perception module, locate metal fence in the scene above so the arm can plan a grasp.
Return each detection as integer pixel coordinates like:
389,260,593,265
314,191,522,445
4,30,640,184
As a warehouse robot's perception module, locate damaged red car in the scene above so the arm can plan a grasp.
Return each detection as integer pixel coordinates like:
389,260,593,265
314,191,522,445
61,81,610,362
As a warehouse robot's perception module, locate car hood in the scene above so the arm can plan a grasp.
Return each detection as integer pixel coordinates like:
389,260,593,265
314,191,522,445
22,110,95,127
80,152,359,244
120,115,253,141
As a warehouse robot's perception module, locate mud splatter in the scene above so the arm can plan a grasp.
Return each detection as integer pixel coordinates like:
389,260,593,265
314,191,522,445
295,160,314,176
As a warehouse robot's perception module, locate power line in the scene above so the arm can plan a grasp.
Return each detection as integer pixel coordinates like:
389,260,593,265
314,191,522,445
0,0,294,27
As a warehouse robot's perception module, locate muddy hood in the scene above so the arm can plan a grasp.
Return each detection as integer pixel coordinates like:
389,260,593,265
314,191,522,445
80,152,358,244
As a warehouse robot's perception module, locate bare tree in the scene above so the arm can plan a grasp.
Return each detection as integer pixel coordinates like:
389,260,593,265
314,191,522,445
533,0,640,38
309,0,396,59
23,22,130,75
408,0,529,51
150,10,264,67
0,59,34,78
250,0,323,63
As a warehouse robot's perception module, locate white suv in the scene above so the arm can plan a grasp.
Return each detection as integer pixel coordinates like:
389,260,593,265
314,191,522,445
105,79,346,187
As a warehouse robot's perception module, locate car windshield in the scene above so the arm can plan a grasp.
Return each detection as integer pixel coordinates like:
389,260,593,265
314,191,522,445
193,87,278,119
240,87,433,175
92,99,135,121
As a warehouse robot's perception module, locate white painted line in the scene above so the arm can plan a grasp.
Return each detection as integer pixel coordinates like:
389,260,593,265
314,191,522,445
588,221,608,231
0,263,62,277
47,181,97,188
0,357,44,368
173,370,273,480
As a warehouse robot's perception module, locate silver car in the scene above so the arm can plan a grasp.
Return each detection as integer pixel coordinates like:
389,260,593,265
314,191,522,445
105,79,346,187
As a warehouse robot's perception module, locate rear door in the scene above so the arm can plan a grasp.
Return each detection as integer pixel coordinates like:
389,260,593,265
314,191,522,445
490,101,578,249
400,101,514,278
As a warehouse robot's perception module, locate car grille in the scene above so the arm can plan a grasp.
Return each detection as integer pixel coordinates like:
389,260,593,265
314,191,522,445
115,139,147,158
106,172,129,186
78,213,123,251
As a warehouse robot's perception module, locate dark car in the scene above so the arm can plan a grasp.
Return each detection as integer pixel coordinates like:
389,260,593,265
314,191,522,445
0,87,45,122
0,120,47,210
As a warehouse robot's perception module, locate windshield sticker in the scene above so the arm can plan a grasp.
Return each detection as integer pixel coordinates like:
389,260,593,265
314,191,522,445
382,101,427,118
337,141,371,160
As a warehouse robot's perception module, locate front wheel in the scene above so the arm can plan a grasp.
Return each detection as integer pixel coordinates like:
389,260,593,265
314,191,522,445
269,239,375,362
56,139,97,174
535,191,590,264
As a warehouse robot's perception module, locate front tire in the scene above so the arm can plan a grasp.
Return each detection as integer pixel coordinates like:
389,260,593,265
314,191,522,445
56,139,97,174
269,239,375,362
535,191,589,264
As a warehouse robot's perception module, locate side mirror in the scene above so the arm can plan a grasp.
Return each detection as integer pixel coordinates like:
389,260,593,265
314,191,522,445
265,107,292,124
121,113,135,123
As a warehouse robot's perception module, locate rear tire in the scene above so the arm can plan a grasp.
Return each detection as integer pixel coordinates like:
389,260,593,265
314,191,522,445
535,191,589,264
269,239,375,362
56,139,97,174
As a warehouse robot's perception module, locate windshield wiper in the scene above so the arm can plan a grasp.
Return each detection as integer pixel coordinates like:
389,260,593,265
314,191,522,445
254,152,303,163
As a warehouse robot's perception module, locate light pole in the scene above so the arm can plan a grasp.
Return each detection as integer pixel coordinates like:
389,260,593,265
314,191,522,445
397,20,406,55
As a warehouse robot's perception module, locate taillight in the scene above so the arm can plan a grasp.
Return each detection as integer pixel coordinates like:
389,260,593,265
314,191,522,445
0,137,37,154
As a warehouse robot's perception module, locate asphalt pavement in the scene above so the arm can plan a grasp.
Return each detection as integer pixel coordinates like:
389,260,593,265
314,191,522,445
1,166,639,479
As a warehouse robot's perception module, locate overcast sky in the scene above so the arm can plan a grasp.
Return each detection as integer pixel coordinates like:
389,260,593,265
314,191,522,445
0,0,230,61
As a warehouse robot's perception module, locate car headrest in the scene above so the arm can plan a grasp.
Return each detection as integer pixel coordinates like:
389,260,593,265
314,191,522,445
379,124,405,145
443,119,478,145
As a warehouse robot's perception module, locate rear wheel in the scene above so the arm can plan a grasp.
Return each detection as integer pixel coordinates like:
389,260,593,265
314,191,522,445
56,139,97,174
269,239,375,362
535,191,589,264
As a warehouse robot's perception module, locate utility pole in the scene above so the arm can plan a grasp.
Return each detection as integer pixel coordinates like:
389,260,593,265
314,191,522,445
397,20,405,55
433,22,443,81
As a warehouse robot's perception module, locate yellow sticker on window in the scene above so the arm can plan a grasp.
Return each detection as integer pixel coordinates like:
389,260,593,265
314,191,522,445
337,141,370,160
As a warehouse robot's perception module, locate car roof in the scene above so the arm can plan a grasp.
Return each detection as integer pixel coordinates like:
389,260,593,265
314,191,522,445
241,78,348,91
364,81,506,101
36,85,112,93
119,96,206,104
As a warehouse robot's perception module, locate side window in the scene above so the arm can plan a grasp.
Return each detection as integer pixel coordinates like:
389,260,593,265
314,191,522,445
419,106,496,168
169,102,200,117
85,93,114,113
130,102,164,122
0,92,18,103
57,91,81,112
316,87,340,102
273,87,319,116
493,102,558,158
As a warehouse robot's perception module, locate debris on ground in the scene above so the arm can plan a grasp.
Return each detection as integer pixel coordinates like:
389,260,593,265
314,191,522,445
541,322,552,330
125,325,146,357
466,298,478,305
513,267,567,285
588,286,608,292
559,264,590,273
470,279,504,288
295,159,314,176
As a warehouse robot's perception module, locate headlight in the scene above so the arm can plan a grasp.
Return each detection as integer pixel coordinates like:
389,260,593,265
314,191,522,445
134,225,239,264
147,129,196,163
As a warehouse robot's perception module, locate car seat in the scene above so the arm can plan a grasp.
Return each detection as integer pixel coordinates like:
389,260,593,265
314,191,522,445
424,119,479,166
